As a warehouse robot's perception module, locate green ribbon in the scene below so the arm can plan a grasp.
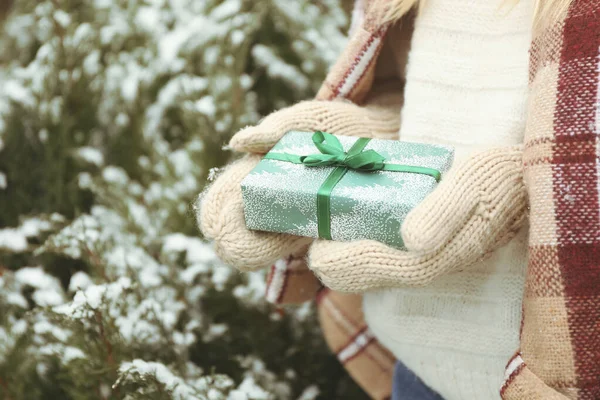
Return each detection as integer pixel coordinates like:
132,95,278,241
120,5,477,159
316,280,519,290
264,131,442,240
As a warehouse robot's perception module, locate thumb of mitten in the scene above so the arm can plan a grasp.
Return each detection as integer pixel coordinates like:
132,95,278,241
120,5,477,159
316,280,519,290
401,146,525,253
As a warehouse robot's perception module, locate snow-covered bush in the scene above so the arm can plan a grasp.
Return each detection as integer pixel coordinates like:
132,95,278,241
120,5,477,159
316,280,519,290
0,1,367,399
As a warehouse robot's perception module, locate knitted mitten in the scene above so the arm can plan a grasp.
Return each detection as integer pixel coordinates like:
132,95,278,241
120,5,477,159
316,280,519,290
308,145,527,291
198,154,312,270
197,88,402,271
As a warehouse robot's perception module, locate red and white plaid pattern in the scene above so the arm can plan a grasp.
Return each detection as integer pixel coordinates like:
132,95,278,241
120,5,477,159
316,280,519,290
317,289,396,400
501,1,600,399
336,327,376,364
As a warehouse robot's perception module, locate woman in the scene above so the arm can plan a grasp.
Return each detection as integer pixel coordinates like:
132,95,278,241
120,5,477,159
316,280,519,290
199,0,598,398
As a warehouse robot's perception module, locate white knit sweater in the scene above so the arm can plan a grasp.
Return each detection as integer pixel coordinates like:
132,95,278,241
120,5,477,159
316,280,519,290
363,1,532,399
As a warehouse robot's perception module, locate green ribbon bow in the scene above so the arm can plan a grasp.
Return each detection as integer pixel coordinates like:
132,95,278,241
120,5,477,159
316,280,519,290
264,131,442,240
298,131,386,171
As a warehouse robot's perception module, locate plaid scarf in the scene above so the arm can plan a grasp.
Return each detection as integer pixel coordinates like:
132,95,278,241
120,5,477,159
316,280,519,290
266,1,600,399
501,1,600,399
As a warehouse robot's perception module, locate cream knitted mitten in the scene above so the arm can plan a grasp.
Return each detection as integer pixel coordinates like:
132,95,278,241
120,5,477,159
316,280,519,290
198,154,312,270
198,89,403,271
308,145,527,291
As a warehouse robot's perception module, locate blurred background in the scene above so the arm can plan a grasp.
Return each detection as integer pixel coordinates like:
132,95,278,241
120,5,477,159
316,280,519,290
0,1,368,399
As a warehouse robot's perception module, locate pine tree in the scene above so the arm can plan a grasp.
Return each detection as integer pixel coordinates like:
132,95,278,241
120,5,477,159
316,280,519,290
0,1,368,399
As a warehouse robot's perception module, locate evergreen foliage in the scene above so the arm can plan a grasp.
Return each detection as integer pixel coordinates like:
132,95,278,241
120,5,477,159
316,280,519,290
0,1,368,398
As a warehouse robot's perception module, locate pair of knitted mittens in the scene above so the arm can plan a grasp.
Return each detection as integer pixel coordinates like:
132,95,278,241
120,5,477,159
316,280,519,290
198,87,526,290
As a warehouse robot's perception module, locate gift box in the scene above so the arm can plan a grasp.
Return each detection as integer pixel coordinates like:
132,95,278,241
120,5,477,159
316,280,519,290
241,131,454,249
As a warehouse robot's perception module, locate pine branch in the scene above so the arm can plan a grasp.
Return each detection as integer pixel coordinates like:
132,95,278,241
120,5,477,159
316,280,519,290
0,0,361,398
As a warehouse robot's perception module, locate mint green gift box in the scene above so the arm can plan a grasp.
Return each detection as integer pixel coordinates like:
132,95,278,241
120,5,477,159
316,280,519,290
241,131,454,249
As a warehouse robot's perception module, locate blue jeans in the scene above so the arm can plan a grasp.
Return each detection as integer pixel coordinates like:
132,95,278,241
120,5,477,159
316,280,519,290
392,361,445,400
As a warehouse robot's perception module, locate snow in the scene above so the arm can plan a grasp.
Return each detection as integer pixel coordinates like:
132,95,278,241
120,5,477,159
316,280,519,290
203,323,228,341
240,75,253,90
208,389,223,400
53,10,71,27
36,363,48,377
180,263,210,283
252,45,309,90
4,80,35,108
11,320,28,336
116,359,227,399
82,285,105,309
173,331,196,346
83,51,101,75
231,30,245,46
20,218,52,237
115,112,129,127
144,74,208,139
136,6,162,32
195,96,216,117
78,172,93,189
211,265,232,291
33,320,71,342
57,278,132,315
33,290,65,307
232,271,266,304
162,234,194,254
77,147,105,166
169,150,195,177
121,64,143,103
228,391,248,400
118,318,160,345
63,346,86,363
213,76,232,92
204,46,219,66
0,229,27,252
38,129,49,142
102,166,129,185
94,0,112,8
157,14,223,66
210,0,242,20
215,120,227,132
38,344,85,364
6,292,28,309
235,377,270,400
163,233,217,265
68,271,93,292
72,23,93,46
0,217,55,251
49,97,63,124
14,267,64,307
297,386,320,400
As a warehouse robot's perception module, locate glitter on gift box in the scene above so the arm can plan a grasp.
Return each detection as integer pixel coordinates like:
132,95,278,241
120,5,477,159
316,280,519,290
241,131,454,249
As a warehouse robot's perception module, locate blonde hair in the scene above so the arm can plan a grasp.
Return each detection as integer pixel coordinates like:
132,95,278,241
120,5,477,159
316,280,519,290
376,0,573,27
